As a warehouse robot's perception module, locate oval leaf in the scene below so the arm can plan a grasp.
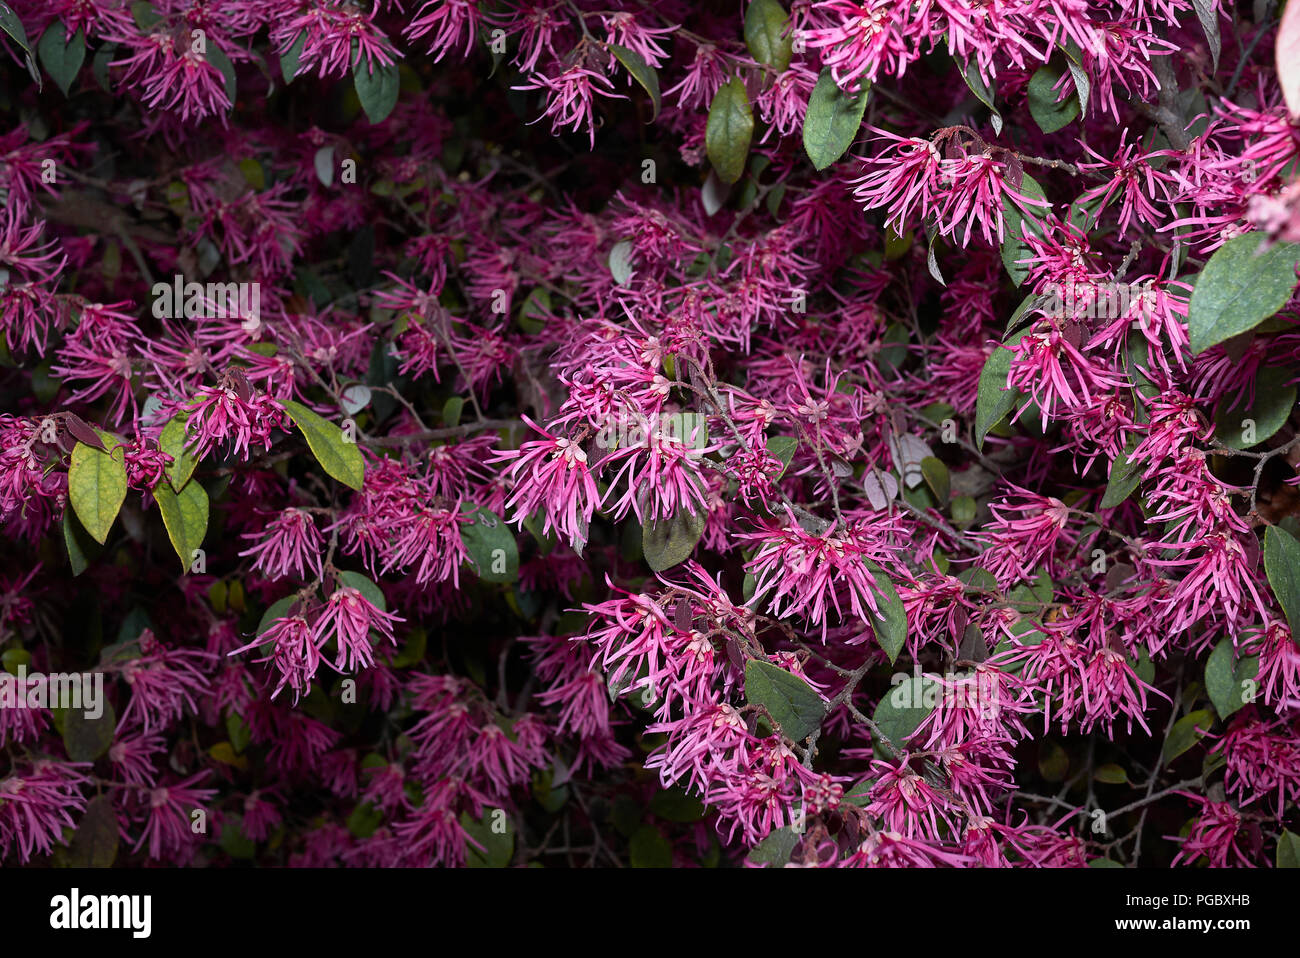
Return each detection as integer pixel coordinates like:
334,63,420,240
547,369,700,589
280,398,366,491
744,659,825,741
1187,234,1300,354
744,0,792,72
609,44,660,120
1264,525,1300,642
354,59,399,124
62,699,116,762
159,413,198,491
68,433,127,545
802,68,870,171
642,506,706,572
706,77,753,185
459,506,519,584
155,480,209,570
38,22,85,96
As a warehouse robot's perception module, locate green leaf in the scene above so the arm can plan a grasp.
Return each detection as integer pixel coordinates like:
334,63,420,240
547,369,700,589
864,561,907,665
62,508,99,576
1027,62,1079,133
226,712,251,753
649,787,706,823
1205,638,1259,721
0,1,37,86
1213,365,1296,449
38,22,85,96
609,44,660,120
459,506,519,584
205,42,235,103
1187,234,1300,354
642,506,706,572
155,480,209,570
920,456,950,505
802,68,870,171
338,570,386,611
1264,525,1300,641
257,595,298,636
353,58,400,124
1094,764,1129,785
747,826,798,866
129,2,160,30
159,413,198,491
629,824,673,868
872,675,937,758
346,802,384,840
744,0,792,72
1162,709,1214,767
744,659,825,741
1001,174,1047,286
1039,739,1069,781
462,810,514,867
280,398,365,491
706,77,753,185
68,432,127,545
280,30,307,82
1100,439,1142,509
1278,830,1300,868
0,2,30,53
62,700,116,762
957,57,1002,134
767,435,798,477
974,328,1029,450
91,41,114,91
56,795,119,868
218,816,256,859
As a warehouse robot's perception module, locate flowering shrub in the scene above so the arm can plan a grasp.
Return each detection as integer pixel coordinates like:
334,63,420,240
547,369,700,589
1,0,1299,870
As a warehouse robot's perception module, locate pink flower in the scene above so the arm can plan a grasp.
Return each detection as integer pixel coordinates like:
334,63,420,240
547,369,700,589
313,585,404,674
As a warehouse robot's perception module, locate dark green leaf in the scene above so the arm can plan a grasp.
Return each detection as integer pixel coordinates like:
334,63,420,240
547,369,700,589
1187,234,1299,354
461,810,514,867
1162,709,1214,766
1001,174,1047,286
642,506,706,572
353,58,399,124
974,328,1029,450
747,826,798,866
1100,439,1142,509
1264,525,1300,641
280,398,366,491
280,30,307,82
154,480,209,570
864,560,907,665
63,700,116,762
459,506,519,584
706,77,753,184
38,22,84,96
1027,62,1079,133
629,824,672,868
744,659,825,741
744,0,792,72
872,675,937,758
1213,365,1296,449
802,68,870,171
1205,637,1259,720
1278,830,1300,868
56,795,119,868
609,44,660,120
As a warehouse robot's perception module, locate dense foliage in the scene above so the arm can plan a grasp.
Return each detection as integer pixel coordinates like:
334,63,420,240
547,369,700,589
1,0,1300,869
